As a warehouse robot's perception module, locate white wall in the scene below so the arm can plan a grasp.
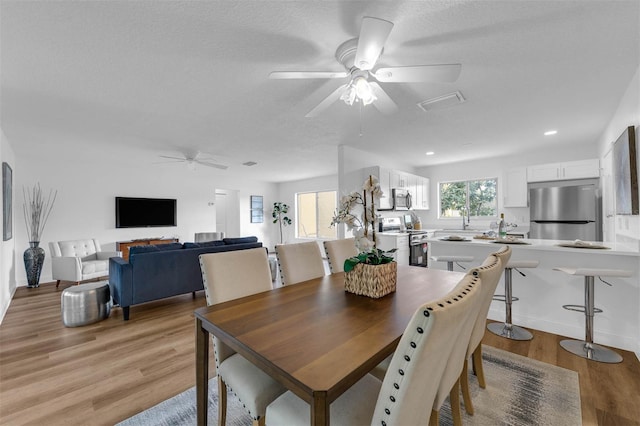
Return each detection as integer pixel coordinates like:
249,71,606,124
10,145,278,288
0,128,17,323
596,64,640,250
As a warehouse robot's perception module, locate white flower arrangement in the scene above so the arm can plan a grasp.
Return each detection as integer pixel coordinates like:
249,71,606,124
331,175,395,271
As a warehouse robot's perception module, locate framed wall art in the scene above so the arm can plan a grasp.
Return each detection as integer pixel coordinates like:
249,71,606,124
250,195,264,223
613,125,638,215
2,162,12,241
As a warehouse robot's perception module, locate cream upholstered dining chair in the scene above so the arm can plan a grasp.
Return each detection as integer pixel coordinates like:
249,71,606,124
430,251,505,426
199,247,286,426
265,272,483,425
323,238,358,273
49,239,121,288
275,241,325,285
459,245,511,416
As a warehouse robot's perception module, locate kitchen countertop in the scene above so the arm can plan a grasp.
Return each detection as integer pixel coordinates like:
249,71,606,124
427,235,640,354
427,236,640,256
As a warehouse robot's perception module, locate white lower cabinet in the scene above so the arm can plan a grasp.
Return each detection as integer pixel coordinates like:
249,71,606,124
376,234,409,266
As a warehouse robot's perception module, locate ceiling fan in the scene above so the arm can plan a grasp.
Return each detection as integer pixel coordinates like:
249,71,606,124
269,16,462,118
155,151,228,170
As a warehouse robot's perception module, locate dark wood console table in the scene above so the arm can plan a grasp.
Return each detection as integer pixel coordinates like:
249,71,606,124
116,238,179,261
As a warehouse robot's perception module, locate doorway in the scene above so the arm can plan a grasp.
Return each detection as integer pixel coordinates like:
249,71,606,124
601,149,615,242
215,189,240,238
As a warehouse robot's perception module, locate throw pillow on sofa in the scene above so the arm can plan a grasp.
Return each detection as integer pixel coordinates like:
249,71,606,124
184,240,225,249
223,236,259,245
129,245,160,256
155,242,184,251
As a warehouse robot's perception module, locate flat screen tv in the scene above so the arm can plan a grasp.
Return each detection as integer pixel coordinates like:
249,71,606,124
115,197,177,228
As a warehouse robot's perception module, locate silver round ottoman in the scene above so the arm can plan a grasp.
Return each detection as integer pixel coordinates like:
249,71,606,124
61,281,111,327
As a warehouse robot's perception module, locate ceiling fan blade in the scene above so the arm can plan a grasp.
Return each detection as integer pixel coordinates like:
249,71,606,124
305,84,349,118
195,160,228,170
373,64,462,83
269,71,348,79
369,82,398,115
354,17,394,71
152,160,185,164
158,155,186,161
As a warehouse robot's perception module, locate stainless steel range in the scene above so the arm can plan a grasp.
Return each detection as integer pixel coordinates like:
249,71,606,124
408,231,429,267
379,218,430,267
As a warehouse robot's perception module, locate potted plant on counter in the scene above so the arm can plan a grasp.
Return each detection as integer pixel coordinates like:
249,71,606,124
331,175,396,298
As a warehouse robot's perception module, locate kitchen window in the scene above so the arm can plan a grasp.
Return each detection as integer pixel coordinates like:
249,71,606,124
439,178,497,218
296,190,337,239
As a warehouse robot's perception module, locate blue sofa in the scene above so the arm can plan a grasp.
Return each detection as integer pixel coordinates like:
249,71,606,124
108,237,262,320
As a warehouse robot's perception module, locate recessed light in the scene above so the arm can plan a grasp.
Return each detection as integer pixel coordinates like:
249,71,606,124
425,151,435,156
544,130,558,136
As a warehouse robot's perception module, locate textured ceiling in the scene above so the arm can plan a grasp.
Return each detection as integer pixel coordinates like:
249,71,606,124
1,1,639,182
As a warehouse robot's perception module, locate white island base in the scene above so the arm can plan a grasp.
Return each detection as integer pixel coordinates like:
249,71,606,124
427,238,640,358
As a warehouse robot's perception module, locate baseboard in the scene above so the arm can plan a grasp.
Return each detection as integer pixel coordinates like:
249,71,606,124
487,307,637,354
0,285,17,325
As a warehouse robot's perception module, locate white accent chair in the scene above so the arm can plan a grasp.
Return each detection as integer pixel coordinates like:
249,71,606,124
323,238,358,273
275,242,325,286
199,247,286,426
49,239,121,288
266,272,483,425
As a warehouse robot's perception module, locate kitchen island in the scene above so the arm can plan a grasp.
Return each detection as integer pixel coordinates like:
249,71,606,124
427,236,640,355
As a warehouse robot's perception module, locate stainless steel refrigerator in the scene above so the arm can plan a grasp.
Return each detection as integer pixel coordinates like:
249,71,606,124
529,180,602,241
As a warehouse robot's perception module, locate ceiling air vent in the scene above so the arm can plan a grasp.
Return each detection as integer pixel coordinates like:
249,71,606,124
243,161,257,166
417,91,465,112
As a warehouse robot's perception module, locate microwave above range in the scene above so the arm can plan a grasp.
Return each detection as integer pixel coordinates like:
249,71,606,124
392,188,412,210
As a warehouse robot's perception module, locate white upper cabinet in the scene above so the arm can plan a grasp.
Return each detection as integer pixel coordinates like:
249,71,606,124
413,176,430,210
527,159,600,182
390,170,410,188
562,159,601,179
504,167,528,207
362,166,430,210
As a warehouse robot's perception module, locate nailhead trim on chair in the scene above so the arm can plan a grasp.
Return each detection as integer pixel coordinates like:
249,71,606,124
222,381,260,420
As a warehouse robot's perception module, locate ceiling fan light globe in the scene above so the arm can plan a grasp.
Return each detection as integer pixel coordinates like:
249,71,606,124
362,92,377,106
340,86,357,106
354,77,367,95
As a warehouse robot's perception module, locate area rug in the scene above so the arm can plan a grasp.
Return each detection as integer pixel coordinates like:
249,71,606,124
117,345,581,426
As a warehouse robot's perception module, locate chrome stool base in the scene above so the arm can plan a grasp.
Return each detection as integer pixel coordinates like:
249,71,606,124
560,339,622,363
487,322,533,341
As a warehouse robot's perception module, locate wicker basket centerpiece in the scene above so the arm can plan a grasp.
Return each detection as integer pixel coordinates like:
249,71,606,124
330,174,397,298
344,260,397,298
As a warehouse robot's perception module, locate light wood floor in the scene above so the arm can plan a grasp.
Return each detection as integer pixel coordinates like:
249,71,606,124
1,282,639,425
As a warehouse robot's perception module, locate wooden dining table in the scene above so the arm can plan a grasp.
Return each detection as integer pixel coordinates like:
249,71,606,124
194,265,465,426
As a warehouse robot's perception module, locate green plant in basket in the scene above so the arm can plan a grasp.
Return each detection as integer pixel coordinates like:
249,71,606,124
331,175,397,272
343,247,396,272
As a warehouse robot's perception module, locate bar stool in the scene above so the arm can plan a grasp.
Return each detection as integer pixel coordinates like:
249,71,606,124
487,260,539,340
430,255,474,271
554,267,632,363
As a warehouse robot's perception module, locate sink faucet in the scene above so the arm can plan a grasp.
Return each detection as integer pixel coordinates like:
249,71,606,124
461,207,470,230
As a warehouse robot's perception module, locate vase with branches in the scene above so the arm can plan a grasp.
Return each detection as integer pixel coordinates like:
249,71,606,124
22,183,57,287
272,202,292,245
